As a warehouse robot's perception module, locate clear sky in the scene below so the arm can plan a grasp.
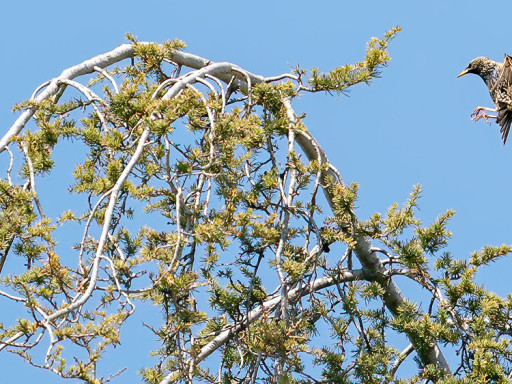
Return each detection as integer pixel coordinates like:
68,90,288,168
1,0,512,382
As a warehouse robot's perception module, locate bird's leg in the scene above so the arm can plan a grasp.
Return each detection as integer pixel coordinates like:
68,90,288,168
471,106,498,123
471,106,497,115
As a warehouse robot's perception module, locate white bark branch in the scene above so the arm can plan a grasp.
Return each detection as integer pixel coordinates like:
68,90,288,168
159,268,364,384
282,99,452,373
0,44,135,152
0,40,453,378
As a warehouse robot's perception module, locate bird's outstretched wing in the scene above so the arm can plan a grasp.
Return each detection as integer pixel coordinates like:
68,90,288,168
503,54,512,88
496,54,512,144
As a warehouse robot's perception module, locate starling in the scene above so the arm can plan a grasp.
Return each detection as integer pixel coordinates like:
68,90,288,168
458,54,512,144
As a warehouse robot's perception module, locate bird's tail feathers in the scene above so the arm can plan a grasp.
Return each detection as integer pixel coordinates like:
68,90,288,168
497,107,512,145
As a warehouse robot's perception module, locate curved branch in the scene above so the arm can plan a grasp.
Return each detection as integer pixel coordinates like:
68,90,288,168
46,125,151,322
159,268,365,384
0,44,136,152
391,343,414,376
1,43,266,153
0,37,452,380
282,99,452,374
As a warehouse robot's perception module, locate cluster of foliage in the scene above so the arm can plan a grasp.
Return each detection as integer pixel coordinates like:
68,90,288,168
2,27,512,384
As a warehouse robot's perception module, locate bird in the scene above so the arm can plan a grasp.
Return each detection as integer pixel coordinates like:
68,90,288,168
458,54,512,144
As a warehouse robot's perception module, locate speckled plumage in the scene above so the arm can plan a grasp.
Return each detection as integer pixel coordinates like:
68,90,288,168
458,54,512,144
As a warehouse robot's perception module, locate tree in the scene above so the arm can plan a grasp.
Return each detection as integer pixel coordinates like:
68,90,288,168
1,28,511,384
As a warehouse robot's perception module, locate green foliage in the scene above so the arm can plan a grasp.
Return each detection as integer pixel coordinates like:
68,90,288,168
3,28,512,384
470,245,512,267
309,26,401,93
128,33,186,79
359,185,455,272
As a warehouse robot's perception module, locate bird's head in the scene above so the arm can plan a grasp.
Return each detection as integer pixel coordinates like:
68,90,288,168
458,57,499,80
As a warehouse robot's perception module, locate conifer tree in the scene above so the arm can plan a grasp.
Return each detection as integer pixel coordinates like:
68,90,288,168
2,28,512,384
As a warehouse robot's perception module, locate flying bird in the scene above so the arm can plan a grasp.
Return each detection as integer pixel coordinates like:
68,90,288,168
458,54,512,144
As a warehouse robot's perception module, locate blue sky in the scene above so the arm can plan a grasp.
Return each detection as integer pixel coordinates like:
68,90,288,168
1,0,512,382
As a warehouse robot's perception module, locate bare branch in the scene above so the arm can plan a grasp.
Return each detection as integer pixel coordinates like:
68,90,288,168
159,268,365,384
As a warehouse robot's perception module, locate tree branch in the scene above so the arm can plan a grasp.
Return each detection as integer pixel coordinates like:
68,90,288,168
282,99,452,374
159,268,365,384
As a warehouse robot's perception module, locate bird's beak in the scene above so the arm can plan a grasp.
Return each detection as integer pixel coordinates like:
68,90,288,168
457,69,469,78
